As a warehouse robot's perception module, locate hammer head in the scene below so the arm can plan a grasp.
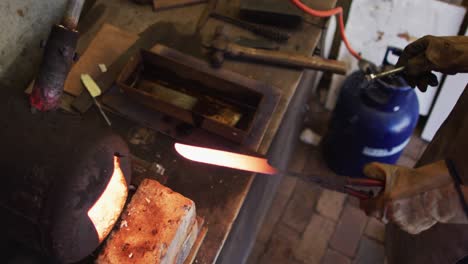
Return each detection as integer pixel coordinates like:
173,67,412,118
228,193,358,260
207,25,230,68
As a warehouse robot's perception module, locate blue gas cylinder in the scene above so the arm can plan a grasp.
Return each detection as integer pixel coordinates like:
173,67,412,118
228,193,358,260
322,49,419,177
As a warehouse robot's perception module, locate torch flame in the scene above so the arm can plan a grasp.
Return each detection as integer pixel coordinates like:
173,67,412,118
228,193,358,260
174,143,278,175
87,156,128,242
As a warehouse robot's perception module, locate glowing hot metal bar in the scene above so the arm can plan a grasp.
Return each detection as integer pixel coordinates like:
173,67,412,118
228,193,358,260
174,143,384,200
174,143,278,175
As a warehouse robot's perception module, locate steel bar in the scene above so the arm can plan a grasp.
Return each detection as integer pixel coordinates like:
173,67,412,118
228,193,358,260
62,0,86,30
366,66,405,81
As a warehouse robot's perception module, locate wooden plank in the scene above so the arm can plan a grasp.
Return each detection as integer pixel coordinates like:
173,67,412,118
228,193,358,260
65,24,138,96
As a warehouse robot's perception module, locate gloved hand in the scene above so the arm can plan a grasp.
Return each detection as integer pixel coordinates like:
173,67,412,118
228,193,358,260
396,35,468,92
360,160,468,234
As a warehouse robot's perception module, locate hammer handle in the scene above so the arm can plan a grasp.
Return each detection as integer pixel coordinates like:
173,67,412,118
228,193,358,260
227,43,347,75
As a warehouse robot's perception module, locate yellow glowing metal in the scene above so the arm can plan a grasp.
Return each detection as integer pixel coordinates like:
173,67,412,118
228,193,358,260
174,143,278,175
87,156,128,242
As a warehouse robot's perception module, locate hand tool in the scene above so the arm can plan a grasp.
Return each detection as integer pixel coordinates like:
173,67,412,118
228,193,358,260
81,74,112,126
365,66,406,81
205,26,347,75
174,143,384,199
30,0,85,111
195,0,218,33
210,12,290,42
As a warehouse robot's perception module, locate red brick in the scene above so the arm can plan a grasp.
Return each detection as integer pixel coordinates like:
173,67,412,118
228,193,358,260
353,237,384,264
294,214,335,264
281,182,322,232
259,224,301,264
322,249,351,264
257,176,297,243
316,189,347,221
364,217,385,243
329,205,368,257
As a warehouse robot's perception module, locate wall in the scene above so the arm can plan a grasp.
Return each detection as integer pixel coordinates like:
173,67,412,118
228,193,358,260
0,0,68,89
323,0,466,115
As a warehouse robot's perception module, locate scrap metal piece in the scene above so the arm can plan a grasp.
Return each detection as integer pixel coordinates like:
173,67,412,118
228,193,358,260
365,66,406,81
137,80,199,110
210,12,290,42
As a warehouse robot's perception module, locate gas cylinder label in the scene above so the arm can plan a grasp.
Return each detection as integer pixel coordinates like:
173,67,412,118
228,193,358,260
362,138,410,158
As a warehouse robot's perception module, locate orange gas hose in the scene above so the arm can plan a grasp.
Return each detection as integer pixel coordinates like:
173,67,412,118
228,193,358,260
290,0,362,61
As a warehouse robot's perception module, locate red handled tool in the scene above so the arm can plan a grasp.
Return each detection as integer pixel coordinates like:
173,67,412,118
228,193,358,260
175,143,384,200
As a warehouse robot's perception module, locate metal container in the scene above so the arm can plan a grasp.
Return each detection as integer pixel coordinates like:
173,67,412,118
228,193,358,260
322,48,419,177
117,47,270,144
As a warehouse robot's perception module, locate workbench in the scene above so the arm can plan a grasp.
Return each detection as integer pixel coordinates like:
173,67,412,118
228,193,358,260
75,0,337,263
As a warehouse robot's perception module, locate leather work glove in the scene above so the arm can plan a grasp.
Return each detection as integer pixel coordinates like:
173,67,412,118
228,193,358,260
396,35,468,92
360,160,468,234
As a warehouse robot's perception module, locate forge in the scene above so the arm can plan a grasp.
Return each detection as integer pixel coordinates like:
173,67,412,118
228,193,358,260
0,89,131,263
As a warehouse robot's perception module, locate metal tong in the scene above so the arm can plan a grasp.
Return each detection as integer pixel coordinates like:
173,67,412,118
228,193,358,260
289,172,385,200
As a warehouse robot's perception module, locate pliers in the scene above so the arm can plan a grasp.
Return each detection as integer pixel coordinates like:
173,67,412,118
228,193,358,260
289,172,385,200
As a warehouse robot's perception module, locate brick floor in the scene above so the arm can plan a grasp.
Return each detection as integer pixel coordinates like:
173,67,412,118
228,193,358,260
258,224,302,264
247,97,427,264
294,213,335,263
364,217,385,243
257,175,297,243
329,205,368,257
353,237,385,264
316,189,347,221
281,181,322,233
322,249,351,264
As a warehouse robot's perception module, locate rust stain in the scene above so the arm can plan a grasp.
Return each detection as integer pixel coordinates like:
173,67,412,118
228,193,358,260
17,9,24,17
397,32,418,42
376,31,384,41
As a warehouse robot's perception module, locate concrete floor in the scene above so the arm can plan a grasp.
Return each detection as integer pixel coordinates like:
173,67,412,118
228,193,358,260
0,0,68,89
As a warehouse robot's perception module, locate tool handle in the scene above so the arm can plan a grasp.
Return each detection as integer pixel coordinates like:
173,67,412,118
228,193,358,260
227,44,347,74
347,177,385,187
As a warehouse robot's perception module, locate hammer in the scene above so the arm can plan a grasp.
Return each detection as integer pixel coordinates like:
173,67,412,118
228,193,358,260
205,26,347,75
